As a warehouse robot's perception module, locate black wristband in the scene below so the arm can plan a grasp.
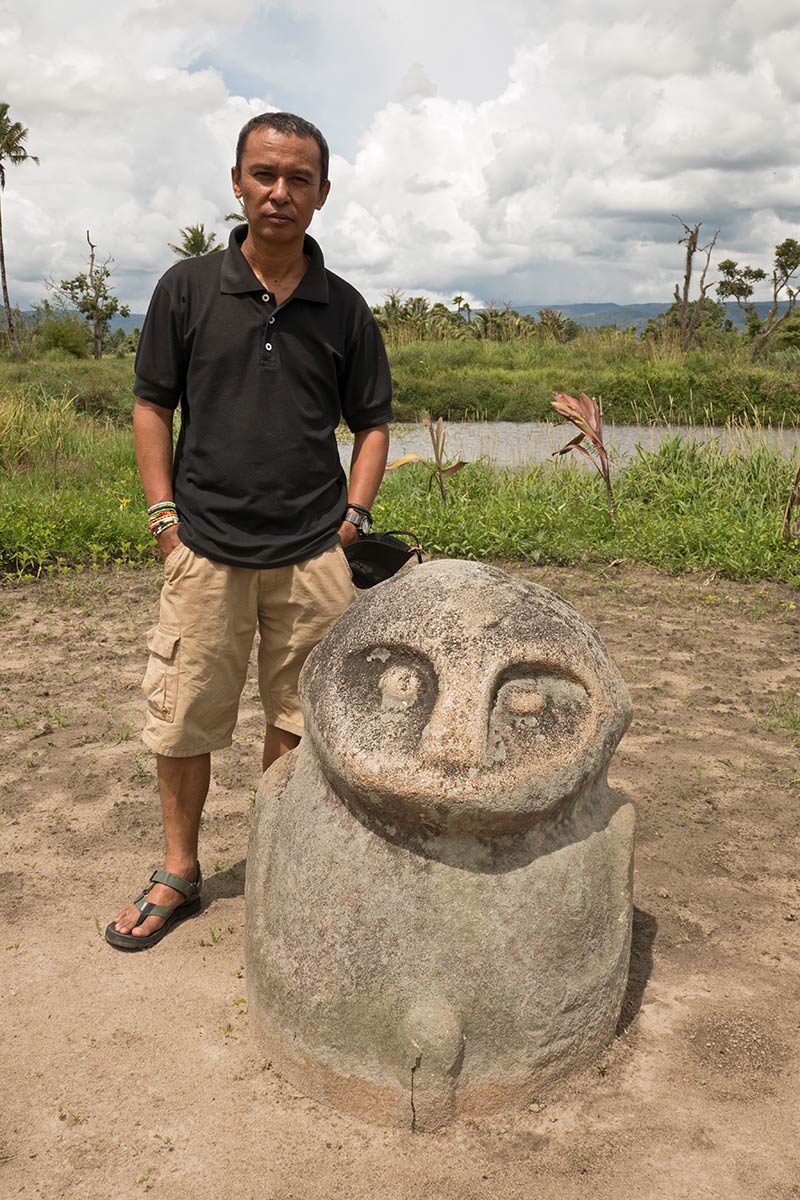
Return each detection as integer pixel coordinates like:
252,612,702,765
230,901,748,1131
347,502,372,517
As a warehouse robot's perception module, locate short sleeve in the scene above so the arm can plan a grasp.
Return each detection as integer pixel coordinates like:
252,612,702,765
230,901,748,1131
340,316,393,432
133,283,185,410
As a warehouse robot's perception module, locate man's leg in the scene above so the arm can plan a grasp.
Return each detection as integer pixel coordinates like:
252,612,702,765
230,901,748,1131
108,548,258,946
112,752,210,937
263,725,300,772
257,543,356,765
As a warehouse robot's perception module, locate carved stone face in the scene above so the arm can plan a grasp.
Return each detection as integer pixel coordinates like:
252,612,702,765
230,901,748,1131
302,561,631,835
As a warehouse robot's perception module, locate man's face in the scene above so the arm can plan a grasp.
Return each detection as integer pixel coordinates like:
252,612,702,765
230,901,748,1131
232,127,330,244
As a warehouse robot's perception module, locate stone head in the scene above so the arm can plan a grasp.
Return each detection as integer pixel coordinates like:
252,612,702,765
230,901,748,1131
301,560,631,837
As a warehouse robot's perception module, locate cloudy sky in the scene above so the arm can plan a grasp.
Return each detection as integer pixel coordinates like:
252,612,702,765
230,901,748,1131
2,0,799,313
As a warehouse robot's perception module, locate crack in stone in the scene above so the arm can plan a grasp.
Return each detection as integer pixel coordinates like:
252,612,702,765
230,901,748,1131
410,1053,422,1132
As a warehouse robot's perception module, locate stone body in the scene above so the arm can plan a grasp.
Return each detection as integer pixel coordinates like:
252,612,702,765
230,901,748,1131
246,560,634,1130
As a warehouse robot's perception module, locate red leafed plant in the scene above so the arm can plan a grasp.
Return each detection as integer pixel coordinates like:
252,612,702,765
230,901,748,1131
551,391,617,521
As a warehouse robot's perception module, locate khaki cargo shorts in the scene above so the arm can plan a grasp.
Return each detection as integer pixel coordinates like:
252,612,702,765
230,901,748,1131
141,540,356,757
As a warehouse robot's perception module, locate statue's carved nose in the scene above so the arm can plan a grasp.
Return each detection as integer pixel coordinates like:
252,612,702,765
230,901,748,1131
420,688,487,768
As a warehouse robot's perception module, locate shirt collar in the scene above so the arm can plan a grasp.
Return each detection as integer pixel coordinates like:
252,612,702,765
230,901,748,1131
219,224,329,304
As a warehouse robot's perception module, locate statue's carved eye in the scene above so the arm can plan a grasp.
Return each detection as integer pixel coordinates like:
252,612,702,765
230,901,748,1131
378,665,422,711
488,669,592,766
343,646,438,747
503,686,546,717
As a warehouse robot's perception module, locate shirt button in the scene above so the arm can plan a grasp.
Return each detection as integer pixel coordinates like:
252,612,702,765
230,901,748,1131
265,342,272,351
262,293,270,302
268,317,275,324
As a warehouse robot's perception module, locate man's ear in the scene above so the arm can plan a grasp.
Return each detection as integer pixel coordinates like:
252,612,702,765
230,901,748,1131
315,179,331,211
231,165,242,199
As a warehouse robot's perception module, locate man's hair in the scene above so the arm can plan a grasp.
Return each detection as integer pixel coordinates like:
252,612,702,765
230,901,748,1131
235,112,329,184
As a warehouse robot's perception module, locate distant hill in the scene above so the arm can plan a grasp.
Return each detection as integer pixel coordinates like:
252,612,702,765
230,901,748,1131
110,312,146,333
57,301,796,337
513,301,790,333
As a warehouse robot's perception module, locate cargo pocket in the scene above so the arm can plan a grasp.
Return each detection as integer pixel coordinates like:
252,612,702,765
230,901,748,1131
141,626,181,723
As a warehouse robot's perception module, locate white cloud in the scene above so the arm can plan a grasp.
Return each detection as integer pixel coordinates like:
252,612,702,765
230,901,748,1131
316,0,800,303
0,0,270,308
0,0,799,312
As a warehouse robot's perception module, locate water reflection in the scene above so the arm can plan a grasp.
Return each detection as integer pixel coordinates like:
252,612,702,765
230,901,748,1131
340,422,800,470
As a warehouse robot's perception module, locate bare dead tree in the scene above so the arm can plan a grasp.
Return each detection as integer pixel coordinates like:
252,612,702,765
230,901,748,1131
672,216,719,352
50,230,129,359
85,232,102,360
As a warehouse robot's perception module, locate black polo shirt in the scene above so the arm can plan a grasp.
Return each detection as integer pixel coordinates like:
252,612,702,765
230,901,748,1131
133,226,392,568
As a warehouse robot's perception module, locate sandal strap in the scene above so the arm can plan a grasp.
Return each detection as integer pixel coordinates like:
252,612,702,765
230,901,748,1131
129,863,203,914
148,865,202,899
134,899,178,921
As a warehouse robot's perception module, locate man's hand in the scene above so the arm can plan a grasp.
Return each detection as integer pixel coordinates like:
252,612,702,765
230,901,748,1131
157,525,183,562
337,520,360,549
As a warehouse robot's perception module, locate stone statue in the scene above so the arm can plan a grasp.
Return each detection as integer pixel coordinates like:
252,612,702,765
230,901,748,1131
245,560,634,1130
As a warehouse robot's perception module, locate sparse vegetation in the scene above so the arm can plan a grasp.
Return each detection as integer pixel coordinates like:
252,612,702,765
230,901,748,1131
386,414,467,506
768,692,800,741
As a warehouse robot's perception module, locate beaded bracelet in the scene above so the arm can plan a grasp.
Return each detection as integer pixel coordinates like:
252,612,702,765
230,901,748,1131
147,500,179,539
150,515,180,539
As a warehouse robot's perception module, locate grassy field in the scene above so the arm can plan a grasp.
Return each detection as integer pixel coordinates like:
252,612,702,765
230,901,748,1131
1,335,799,427
388,335,800,424
1,378,798,582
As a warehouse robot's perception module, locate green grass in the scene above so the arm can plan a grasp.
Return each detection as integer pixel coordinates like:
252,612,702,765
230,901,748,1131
388,336,800,425
0,369,796,585
373,441,800,584
0,393,151,573
2,336,799,428
0,354,135,421
2,374,799,582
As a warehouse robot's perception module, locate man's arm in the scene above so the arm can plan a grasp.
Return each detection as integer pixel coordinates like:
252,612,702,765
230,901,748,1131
338,423,390,548
133,397,181,561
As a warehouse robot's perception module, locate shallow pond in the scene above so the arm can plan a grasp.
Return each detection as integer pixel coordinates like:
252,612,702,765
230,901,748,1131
340,421,800,469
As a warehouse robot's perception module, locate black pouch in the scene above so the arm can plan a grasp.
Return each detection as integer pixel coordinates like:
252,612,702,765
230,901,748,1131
344,530,423,589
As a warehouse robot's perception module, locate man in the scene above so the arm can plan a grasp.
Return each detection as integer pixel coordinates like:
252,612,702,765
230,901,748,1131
106,112,392,950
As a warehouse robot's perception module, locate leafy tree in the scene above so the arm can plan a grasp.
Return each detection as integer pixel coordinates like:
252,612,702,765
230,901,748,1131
31,298,90,358
643,296,730,344
169,223,222,258
452,294,471,322
49,231,130,360
0,102,38,357
718,239,800,360
537,308,580,343
105,326,138,357
772,310,800,350
716,258,766,312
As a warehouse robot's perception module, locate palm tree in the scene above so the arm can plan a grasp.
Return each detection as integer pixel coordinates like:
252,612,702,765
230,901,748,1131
0,103,38,357
168,223,222,259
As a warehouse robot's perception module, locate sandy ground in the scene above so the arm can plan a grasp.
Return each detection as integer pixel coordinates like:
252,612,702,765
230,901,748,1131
1,560,799,1200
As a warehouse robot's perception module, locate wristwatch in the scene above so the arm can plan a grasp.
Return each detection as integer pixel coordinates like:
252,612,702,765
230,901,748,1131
343,505,372,537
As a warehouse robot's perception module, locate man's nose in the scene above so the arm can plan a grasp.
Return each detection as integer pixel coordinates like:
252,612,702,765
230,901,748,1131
420,686,489,769
270,175,289,202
